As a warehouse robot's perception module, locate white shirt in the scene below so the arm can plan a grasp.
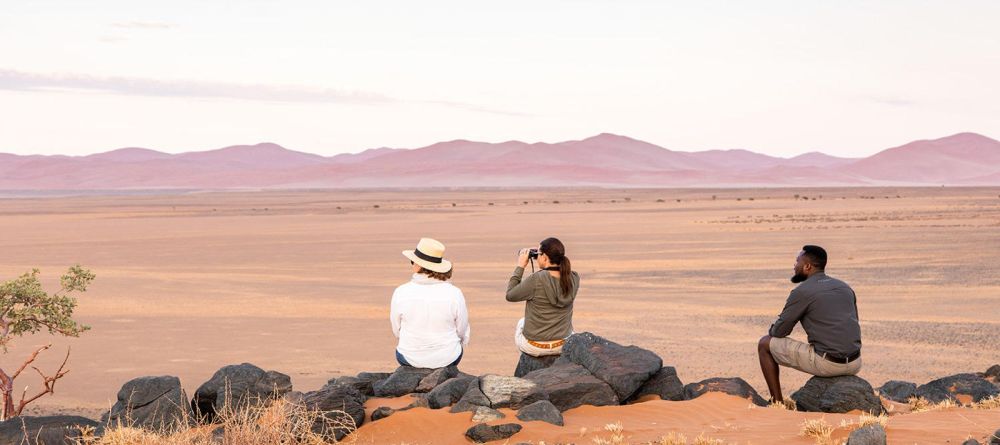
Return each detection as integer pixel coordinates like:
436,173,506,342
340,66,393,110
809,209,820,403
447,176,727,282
390,274,470,368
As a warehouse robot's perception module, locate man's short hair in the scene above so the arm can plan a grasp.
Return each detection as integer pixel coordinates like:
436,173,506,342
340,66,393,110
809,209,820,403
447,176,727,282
801,245,827,270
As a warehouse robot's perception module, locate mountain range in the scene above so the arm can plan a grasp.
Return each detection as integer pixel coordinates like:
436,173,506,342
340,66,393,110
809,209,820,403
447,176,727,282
1,132,999,189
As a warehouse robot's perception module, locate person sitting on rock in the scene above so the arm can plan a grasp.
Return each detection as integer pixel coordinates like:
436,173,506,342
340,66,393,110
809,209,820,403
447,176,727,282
758,245,862,403
506,237,579,356
391,237,470,368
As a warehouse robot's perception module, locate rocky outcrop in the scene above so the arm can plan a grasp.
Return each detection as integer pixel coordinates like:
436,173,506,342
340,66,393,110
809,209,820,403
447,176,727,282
103,375,192,430
792,376,884,414
372,366,435,398
480,375,548,409
516,400,564,426
524,362,619,411
465,423,523,443
514,353,560,377
450,384,492,413
425,376,477,409
557,332,663,401
915,373,1000,404
299,382,366,441
627,366,685,402
0,416,100,445
415,366,463,392
878,380,917,403
684,377,768,406
330,371,391,396
191,363,292,421
846,424,887,445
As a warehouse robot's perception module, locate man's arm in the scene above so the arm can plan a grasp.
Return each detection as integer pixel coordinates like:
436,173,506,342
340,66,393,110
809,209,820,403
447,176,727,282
455,290,471,347
505,267,535,302
769,289,809,337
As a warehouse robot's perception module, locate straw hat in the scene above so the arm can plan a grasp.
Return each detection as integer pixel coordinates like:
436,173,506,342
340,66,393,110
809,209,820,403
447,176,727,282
402,238,453,273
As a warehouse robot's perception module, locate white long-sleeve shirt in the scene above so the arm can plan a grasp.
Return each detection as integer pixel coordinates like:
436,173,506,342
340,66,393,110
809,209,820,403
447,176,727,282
390,274,470,368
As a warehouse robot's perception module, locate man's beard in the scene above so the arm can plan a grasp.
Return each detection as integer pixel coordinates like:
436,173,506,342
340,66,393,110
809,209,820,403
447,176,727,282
791,273,808,283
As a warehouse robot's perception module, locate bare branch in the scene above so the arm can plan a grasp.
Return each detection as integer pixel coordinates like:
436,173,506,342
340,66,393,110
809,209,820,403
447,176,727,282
13,347,71,417
11,344,51,381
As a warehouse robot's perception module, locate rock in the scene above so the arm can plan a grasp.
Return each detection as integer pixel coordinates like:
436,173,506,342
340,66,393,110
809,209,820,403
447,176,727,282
984,365,1000,380
465,423,523,443
792,376,884,414
372,366,435,397
846,424,886,445
516,400,564,426
627,366,685,402
514,353,560,377
557,332,663,401
415,366,461,392
104,375,193,430
524,362,619,411
915,373,1000,404
342,371,392,395
371,406,395,421
425,376,477,409
684,377,768,407
192,363,292,422
479,375,547,409
0,415,100,445
962,439,981,445
402,394,430,410
993,429,1000,445
300,382,366,440
450,384,492,413
471,406,506,423
877,380,917,403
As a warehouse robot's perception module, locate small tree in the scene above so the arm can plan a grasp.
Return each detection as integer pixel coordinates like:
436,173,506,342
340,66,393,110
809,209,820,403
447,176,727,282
0,265,93,419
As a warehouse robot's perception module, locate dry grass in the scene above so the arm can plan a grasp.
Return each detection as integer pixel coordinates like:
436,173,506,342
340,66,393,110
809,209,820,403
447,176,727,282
907,396,959,413
768,399,796,411
972,395,1000,410
800,418,834,445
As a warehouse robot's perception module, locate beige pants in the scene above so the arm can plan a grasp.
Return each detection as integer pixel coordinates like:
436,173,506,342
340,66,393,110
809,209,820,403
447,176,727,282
514,318,565,357
769,337,862,377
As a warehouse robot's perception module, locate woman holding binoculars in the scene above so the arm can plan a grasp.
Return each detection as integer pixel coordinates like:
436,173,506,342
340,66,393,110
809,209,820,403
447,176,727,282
506,237,579,356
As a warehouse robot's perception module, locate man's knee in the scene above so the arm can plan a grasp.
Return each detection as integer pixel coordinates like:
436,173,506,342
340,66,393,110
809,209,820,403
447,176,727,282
758,335,772,353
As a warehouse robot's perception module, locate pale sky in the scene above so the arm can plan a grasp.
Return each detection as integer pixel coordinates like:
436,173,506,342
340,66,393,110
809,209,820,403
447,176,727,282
2,1,998,157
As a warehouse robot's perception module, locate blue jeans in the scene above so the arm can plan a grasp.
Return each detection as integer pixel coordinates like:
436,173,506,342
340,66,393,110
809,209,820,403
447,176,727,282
396,349,463,368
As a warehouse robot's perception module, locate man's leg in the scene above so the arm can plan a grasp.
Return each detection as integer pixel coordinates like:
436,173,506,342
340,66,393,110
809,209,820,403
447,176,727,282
758,335,783,402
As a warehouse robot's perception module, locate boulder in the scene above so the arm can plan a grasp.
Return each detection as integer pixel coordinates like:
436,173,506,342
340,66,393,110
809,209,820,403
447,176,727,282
514,353,560,377
479,375,547,409
415,366,462,392
984,365,1000,380
516,400,564,426
450,384,492,413
425,376,477,409
300,382,366,440
104,375,192,430
992,429,1000,445
846,424,887,445
0,416,100,445
372,366,435,397
915,373,1000,404
962,439,981,445
471,406,506,423
557,332,663,401
329,373,388,397
627,366,685,402
683,377,768,407
192,363,292,421
792,376,884,414
524,362,619,411
465,423,523,443
370,406,395,421
877,380,917,403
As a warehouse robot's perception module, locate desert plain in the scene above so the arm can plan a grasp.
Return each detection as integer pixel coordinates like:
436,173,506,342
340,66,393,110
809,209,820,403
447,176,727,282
1,187,999,443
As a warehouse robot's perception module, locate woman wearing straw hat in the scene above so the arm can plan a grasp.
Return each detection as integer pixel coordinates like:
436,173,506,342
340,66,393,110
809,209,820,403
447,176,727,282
391,237,470,368
506,237,579,356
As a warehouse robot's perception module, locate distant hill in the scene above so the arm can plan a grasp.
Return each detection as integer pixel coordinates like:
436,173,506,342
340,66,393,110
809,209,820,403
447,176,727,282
1,133,998,189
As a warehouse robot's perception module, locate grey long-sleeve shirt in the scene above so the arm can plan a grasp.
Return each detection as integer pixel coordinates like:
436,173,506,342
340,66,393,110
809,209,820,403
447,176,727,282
769,272,862,357
506,266,578,341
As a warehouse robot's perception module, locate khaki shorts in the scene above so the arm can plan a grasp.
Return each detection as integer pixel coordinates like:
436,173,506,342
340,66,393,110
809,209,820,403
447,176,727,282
769,337,862,377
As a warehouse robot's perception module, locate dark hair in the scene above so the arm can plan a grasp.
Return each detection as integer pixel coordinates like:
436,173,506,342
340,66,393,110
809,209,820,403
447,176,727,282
801,245,827,270
539,237,573,295
417,266,452,281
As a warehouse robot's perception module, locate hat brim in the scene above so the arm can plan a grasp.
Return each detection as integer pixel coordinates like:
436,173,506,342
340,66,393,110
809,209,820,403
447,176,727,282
402,250,452,273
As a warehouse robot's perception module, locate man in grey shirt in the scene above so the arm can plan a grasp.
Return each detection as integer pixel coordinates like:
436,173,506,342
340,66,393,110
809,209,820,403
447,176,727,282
757,245,862,403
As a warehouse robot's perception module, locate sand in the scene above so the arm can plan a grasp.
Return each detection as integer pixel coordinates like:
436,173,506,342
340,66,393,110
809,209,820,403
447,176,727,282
1,187,998,442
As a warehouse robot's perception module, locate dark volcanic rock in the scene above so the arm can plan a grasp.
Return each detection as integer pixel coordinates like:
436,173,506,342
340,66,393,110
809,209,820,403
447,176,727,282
415,366,461,392
684,377,768,406
516,400,564,426
962,439,981,445
627,366,685,402
514,353,560,378
557,332,662,401
915,373,1000,404
992,429,1000,445
984,365,1000,380
878,380,917,403
300,382,366,440
450,384,492,413
479,375,548,409
426,376,477,409
846,424,886,445
104,375,192,430
372,366,435,398
371,406,395,421
465,423,523,443
471,406,505,423
524,362,619,411
0,416,100,445
792,376,884,414
192,363,292,422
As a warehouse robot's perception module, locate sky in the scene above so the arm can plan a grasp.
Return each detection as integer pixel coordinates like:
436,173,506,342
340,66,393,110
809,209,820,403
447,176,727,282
1,1,999,158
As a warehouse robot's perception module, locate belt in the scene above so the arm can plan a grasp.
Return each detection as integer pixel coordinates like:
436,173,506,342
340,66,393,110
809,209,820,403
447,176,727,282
821,351,861,364
527,339,565,349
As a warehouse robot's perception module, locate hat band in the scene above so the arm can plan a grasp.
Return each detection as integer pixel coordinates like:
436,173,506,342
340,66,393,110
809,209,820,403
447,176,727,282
414,248,443,263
